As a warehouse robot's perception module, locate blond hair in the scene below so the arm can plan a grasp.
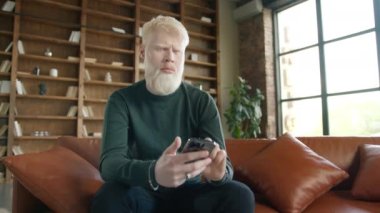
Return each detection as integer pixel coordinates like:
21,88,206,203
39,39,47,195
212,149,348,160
142,15,189,47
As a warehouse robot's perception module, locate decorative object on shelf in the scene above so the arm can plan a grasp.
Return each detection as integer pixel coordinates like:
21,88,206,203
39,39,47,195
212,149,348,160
44,47,52,57
111,27,126,34
189,53,199,61
39,82,47,95
105,72,112,83
31,131,49,137
224,76,265,138
193,82,203,90
201,16,212,23
32,66,40,76
49,68,58,77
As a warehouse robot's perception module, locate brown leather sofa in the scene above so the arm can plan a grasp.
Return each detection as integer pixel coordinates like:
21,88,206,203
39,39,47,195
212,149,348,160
4,136,380,213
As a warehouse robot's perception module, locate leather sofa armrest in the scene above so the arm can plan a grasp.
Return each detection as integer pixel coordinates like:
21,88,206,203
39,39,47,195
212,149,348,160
12,179,49,213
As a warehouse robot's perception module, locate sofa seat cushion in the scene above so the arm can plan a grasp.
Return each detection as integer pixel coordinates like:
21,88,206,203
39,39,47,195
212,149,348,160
240,133,349,213
304,191,380,213
2,146,104,213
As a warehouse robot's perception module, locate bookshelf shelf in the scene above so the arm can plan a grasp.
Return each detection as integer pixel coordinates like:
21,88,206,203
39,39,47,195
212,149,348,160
15,115,77,120
20,34,80,46
185,2,216,14
15,136,60,140
19,54,80,64
184,17,216,27
33,0,82,11
184,74,217,81
140,5,180,18
16,94,78,101
0,0,219,182
189,31,216,40
85,80,130,87
87,9,135,22
17,72,78,83
86,44,134,54
185,60,217,67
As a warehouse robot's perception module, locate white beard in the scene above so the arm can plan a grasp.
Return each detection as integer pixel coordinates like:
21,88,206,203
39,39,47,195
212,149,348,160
144,61,183,95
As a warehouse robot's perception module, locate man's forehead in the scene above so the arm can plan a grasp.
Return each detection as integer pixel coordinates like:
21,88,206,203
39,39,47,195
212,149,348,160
148,30,186,48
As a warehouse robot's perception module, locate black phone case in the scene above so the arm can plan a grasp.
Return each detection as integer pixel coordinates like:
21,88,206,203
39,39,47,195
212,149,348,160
182,138,216,154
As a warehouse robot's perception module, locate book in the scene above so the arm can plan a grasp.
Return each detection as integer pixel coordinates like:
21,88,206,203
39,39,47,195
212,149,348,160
67,56,79,61
12,145,23,155
66,105,78,117
16,79,26,95
0,125,8,136
17,40,25,54
0,102,10,116
13,120,22,137
4,41,12,52
0,80,11,94
111,61,123,66
1,0,15,12
82,125,88,137
84,57,97,63
81,106,89,117
65,86,78,98
111,27,125,34
84,69,91,81
86,106,94,117
69,31,80,43
0,145,6,157
0,60,11,73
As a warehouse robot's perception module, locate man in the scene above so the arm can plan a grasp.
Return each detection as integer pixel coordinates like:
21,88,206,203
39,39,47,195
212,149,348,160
91,15,255,213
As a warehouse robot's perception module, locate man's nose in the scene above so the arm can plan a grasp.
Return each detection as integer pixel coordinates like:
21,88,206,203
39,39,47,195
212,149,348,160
164,49,174,62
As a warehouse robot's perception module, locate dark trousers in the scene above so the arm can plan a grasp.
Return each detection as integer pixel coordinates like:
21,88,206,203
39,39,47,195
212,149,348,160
91,180,255,213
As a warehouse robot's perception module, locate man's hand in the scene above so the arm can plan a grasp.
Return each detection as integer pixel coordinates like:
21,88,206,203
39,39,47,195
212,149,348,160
155,137,212,187
202,140,227,182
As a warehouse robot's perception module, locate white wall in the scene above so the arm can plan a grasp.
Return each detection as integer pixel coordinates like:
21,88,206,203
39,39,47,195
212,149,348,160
219,0,239,138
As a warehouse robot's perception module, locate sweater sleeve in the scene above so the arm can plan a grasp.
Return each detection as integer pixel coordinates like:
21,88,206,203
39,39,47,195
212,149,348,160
99,91,152,189
197,93,234,185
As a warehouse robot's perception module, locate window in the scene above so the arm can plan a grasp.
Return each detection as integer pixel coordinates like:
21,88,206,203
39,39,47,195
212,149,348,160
275,0,380,136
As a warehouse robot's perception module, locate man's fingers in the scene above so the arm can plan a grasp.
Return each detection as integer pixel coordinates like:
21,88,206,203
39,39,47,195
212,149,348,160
181,157,211,173
163,136,181,155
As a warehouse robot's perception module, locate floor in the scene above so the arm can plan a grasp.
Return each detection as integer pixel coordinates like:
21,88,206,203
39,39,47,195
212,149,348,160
0,182,12,213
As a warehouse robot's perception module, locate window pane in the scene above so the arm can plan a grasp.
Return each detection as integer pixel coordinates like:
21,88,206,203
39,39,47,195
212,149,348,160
278,0,317,53
325,33,379,93
280,47,321,99
321,0,375,40
282,98,323,136
329,91,380,136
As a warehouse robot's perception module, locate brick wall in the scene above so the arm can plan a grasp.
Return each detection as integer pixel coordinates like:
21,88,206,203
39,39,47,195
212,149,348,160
238,9,276,138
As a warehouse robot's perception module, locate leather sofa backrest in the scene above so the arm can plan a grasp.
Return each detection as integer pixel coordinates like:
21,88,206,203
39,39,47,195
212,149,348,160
226,137,380,191
57,136,101,169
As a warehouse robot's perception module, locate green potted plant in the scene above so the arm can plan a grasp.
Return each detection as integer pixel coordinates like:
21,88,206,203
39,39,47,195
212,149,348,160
224,77,265,138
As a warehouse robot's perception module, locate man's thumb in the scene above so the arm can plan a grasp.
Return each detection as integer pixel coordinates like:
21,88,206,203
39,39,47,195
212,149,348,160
163,136,181,155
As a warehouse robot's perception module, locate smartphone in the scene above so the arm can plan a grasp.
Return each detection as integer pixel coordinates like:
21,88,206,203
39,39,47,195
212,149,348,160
182,138,216,154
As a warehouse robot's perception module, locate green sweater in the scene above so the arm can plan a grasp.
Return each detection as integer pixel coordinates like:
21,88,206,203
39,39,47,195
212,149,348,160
100,80,233,189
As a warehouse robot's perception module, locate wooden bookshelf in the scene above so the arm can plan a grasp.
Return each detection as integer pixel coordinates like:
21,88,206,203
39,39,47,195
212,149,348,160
0,0,219,182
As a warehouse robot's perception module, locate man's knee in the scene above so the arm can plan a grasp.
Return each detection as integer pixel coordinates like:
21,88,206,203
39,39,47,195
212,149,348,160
91,182,155,213
226,181,255,203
